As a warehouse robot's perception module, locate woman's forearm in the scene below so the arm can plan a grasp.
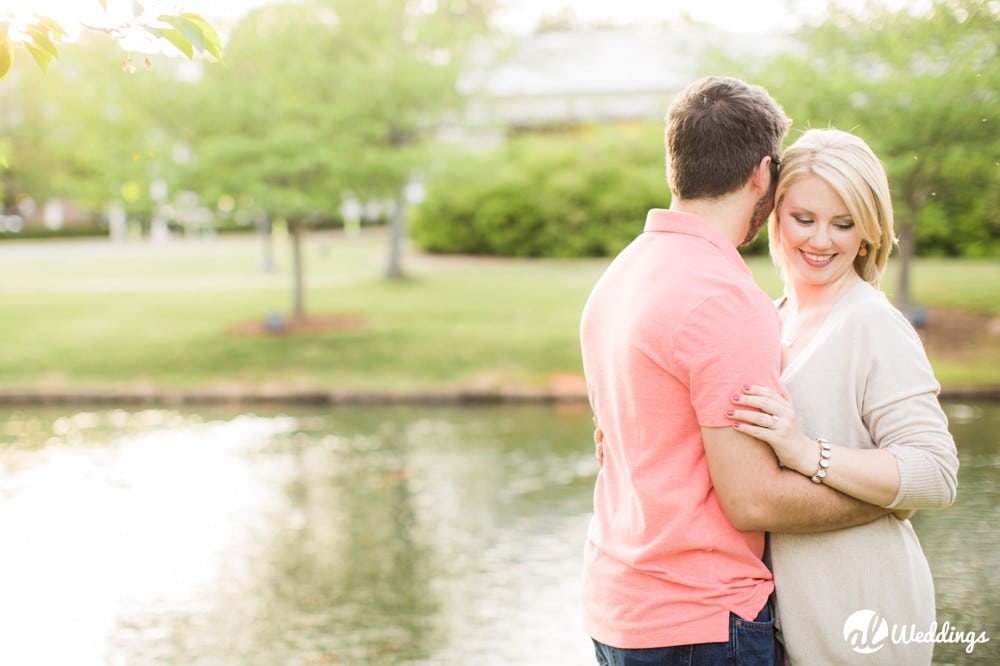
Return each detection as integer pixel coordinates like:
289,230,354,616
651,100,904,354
789,441,900,507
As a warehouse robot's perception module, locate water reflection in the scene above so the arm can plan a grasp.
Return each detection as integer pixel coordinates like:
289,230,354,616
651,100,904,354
0,402,994,665
0,405,597,665
915,401,1000,665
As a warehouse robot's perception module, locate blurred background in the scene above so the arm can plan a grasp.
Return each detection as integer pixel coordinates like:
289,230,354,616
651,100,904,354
0,0,997,664
3,1,997,266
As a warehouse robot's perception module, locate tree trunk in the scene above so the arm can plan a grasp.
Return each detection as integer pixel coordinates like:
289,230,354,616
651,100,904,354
258,215,275,273
290,220,305,318
385,189,407,280
895,216,914,321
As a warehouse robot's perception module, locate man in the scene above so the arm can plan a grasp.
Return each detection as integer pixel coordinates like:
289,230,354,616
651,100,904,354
579,76,890,664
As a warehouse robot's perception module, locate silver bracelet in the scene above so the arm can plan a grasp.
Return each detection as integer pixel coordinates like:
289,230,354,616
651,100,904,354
810,438,832,483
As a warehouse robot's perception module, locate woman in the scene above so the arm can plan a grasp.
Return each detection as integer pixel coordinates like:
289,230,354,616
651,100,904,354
728,128,959,664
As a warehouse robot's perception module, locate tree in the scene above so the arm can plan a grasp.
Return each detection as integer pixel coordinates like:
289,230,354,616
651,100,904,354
716,0,999,316
0,35,167,221
185,0,494,319
0,2,222,225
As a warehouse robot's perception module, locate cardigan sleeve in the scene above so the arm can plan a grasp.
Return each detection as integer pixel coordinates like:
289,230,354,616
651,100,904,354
859,299,959,509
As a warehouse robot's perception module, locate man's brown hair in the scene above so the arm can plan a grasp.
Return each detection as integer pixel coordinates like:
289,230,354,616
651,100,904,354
665,76,790,200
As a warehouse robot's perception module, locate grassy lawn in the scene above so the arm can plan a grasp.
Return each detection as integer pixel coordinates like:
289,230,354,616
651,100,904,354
1,230,997,394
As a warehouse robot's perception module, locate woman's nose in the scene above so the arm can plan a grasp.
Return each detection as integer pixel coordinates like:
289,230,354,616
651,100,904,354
811,224,832,248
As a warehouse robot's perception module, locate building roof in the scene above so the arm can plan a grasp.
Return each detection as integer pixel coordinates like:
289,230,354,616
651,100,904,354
459,27,777,126
477,29,701,97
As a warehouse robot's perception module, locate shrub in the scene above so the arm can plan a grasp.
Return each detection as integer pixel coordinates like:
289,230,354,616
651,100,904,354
411,123,671,257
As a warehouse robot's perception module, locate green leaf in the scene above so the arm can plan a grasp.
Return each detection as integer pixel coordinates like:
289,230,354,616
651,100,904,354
26,26,60,59
0,39,12,79
182,13,223,59
159,15,205,55
145,26,194,59
34,15,67,39
26,43,53,72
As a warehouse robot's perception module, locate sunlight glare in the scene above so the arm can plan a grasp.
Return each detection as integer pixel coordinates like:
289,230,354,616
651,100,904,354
3,0,140,28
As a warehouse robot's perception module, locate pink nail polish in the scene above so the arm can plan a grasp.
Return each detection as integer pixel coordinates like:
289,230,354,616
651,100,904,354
726,409,734,417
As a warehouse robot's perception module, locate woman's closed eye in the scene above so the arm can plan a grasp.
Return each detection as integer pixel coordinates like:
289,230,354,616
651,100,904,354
792,215,855,231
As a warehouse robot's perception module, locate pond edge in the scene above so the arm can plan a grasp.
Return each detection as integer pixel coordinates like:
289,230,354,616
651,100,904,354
0,384,998,407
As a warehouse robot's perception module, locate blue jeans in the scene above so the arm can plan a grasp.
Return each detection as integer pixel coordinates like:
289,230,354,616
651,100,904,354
593,602,776,666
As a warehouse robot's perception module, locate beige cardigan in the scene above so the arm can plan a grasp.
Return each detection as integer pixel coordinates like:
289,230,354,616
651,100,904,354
770,281,959,665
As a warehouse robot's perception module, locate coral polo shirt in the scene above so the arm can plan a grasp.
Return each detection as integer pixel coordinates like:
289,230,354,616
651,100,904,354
579,209,783,648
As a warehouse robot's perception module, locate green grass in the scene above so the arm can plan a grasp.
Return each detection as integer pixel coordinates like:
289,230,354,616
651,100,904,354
0,231,997,393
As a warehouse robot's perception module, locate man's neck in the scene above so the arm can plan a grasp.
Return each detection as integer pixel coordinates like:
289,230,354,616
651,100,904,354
669,195,750,248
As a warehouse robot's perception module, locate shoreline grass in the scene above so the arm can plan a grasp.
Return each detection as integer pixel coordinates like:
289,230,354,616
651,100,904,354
1,231,997,396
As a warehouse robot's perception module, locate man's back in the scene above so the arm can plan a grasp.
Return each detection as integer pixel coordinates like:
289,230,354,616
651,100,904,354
580,209,783,649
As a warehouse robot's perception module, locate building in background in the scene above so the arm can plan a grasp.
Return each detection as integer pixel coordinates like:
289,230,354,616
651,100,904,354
459,27,776,133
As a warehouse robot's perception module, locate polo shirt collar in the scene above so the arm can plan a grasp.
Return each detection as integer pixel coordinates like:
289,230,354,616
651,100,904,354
643,208,750,272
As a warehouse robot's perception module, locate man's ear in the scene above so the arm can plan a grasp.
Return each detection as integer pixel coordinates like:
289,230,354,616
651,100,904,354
750,155,772,195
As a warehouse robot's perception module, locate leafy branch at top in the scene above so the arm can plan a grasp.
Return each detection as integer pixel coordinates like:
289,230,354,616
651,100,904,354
0,1,222,79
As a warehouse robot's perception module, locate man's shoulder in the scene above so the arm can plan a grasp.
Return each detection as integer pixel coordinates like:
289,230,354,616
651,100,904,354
587,234,772,324
694,266,775,309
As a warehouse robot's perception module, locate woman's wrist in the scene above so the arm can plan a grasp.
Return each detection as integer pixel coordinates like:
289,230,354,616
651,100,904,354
809,438,833,483
793,435,822,477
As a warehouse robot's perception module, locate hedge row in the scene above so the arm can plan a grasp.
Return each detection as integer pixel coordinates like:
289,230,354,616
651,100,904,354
411,123,997,259
410,124,695,258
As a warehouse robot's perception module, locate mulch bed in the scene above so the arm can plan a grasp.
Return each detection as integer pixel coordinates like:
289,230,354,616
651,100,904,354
227,313,368,336
916,308,999,358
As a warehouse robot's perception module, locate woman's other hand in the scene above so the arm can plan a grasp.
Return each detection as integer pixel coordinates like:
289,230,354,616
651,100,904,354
593,416,604,467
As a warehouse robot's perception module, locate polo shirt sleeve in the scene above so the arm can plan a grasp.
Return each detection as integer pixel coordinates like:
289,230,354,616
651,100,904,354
671,288,783,428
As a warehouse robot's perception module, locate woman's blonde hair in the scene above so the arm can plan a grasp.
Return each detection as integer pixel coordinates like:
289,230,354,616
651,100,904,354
768,129,896,287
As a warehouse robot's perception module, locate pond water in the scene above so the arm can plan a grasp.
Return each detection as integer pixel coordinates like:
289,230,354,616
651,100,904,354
0,402,995,665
